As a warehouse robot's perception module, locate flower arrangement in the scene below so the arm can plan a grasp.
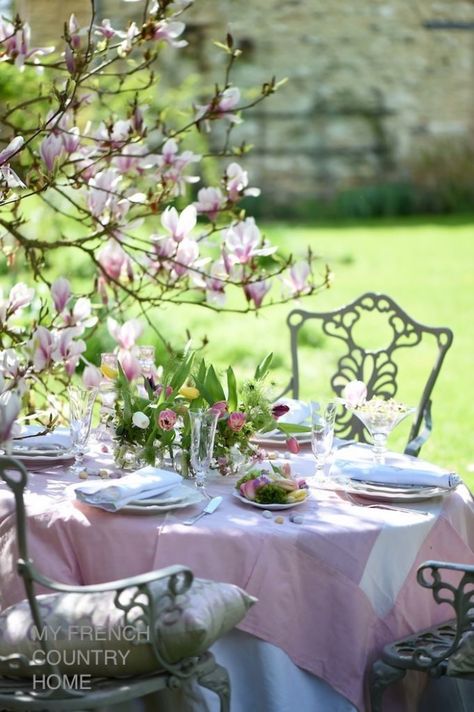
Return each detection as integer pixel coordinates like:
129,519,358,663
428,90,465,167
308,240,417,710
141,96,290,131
236,463,308,505
342,380,412,428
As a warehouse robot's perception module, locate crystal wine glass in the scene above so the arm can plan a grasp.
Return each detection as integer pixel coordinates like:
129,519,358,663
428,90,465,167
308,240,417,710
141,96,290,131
96,353,118,441
189,409,219,493
310,401,338,485
68,385,97,473
349,400,416,464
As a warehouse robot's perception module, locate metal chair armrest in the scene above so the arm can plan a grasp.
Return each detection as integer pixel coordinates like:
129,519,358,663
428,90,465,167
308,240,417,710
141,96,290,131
17,559,193,596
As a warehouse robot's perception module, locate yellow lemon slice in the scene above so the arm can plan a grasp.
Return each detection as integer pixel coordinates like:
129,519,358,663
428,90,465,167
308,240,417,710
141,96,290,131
100,364,118,380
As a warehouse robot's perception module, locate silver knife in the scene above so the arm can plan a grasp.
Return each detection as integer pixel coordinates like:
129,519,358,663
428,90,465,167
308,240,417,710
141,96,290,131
183,496,223,526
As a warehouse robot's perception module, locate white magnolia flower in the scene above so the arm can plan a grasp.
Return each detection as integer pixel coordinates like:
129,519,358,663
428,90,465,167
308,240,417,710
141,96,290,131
132,411,150,429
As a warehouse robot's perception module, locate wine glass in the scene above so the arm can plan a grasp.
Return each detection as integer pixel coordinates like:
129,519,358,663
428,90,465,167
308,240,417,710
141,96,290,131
189,409,219,493
68,385,97,473
310,401,337,485
349,401,416,464
95,353,118,441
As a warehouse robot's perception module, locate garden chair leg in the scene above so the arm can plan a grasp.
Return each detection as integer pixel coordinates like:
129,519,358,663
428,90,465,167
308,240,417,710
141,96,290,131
197,652,231,712
370,659,406,712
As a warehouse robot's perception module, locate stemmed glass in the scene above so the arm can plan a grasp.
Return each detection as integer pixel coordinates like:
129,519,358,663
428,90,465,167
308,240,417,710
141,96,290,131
310,401,338,485
189,409,219,493
96,353,118,441
349,402,415,464
68,385,97,473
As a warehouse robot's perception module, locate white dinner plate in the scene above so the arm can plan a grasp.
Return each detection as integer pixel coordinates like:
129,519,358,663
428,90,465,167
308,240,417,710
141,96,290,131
110,484,204,515
10,447,75,466
232,490,309,510
343,479,451,503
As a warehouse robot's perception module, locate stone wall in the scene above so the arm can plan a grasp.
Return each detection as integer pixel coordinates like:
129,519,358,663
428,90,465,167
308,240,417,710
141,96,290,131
12,0,474,204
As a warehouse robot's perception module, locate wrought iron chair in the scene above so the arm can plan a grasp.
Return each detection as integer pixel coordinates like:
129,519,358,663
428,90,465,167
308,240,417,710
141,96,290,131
0,455,253,711
284,293,453,456
370,560,474,711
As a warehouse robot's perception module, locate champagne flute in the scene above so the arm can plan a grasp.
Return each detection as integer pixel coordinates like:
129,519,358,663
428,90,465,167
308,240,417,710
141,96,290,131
69,385,97,473
310,401,337,485
189,409,219,494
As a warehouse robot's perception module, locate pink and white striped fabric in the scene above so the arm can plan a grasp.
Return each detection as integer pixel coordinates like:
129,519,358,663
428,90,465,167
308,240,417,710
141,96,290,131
0,443,472,711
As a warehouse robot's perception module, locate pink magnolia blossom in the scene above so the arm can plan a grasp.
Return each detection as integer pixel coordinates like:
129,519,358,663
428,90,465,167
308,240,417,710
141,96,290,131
87,169,121,218
82,364,102,389
173,238,200,277
282,261,311,297
53,329,86,375
158,408,177,431
225,218,276,265
62,297,97,331
161,205,197,243
228,411,246,432
0,389,21,446
51,277,71,313
108,317,143,350
96,120,132,149
119,351,142,381
194,187,225,222
343,380,368,408
62,126,80,154
196,87,241,124
98,241,130,281
0,135,25,188
286,437,300,454
151,20,187,48
225,162,260,202
244,280,271,308
0,18,54,71
94,19,125,40
118,22,140,57
205,260,227,307
30,326,55,372
7,282,34,313
39,133,64,172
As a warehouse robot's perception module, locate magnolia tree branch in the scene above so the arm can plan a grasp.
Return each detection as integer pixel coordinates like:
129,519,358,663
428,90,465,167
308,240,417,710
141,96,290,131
0,0,329,413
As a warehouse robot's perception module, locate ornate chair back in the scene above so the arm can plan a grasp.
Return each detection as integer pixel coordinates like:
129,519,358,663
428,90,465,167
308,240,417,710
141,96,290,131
284,292,453,455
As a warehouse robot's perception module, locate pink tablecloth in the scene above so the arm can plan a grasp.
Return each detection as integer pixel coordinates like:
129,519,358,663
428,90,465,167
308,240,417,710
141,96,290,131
0,443,473,712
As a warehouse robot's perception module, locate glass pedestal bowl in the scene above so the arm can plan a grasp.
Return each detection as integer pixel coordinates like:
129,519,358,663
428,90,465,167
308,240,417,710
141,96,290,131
349,399,415,464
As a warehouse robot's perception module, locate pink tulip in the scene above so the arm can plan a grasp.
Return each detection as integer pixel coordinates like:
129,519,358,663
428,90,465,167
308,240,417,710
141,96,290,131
343,380,368,408
286,437,300,454
272,404,290,419
158,408,177,431
82,365,102,389
210,401,228,418
228,411,246,432
51,277,71,313
155,384,173,398
119,351,142,381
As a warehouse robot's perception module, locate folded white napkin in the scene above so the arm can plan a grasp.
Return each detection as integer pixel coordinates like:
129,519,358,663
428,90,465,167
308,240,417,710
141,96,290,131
13,426,72,452
75,467,182,512
332,459,461,489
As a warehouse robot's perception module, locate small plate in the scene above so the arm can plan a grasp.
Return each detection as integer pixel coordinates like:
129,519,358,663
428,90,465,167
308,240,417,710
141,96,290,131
344,480,450,503
253,432,312,447
232,490,309,510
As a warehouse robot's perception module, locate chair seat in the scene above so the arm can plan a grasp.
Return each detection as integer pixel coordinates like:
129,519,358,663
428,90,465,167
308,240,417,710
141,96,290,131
0,577,255,679
0,650,218,710
382,619,457,672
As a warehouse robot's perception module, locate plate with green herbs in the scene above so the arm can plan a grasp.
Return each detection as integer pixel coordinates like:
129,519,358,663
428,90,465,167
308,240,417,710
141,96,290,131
234,466,309,509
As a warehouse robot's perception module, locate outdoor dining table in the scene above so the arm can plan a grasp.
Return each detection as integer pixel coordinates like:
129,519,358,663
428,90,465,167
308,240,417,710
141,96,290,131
0,441,473,712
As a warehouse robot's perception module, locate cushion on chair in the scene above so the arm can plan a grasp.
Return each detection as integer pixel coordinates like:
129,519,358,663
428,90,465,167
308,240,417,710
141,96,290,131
446,631,474,677
0,577,256,678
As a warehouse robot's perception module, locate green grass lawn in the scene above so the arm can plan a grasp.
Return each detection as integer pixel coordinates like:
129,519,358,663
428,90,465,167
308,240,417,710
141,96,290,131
153,216,474,487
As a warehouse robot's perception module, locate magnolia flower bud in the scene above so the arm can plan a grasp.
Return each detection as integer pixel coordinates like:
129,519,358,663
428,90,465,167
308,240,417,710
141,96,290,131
132,411,150,429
